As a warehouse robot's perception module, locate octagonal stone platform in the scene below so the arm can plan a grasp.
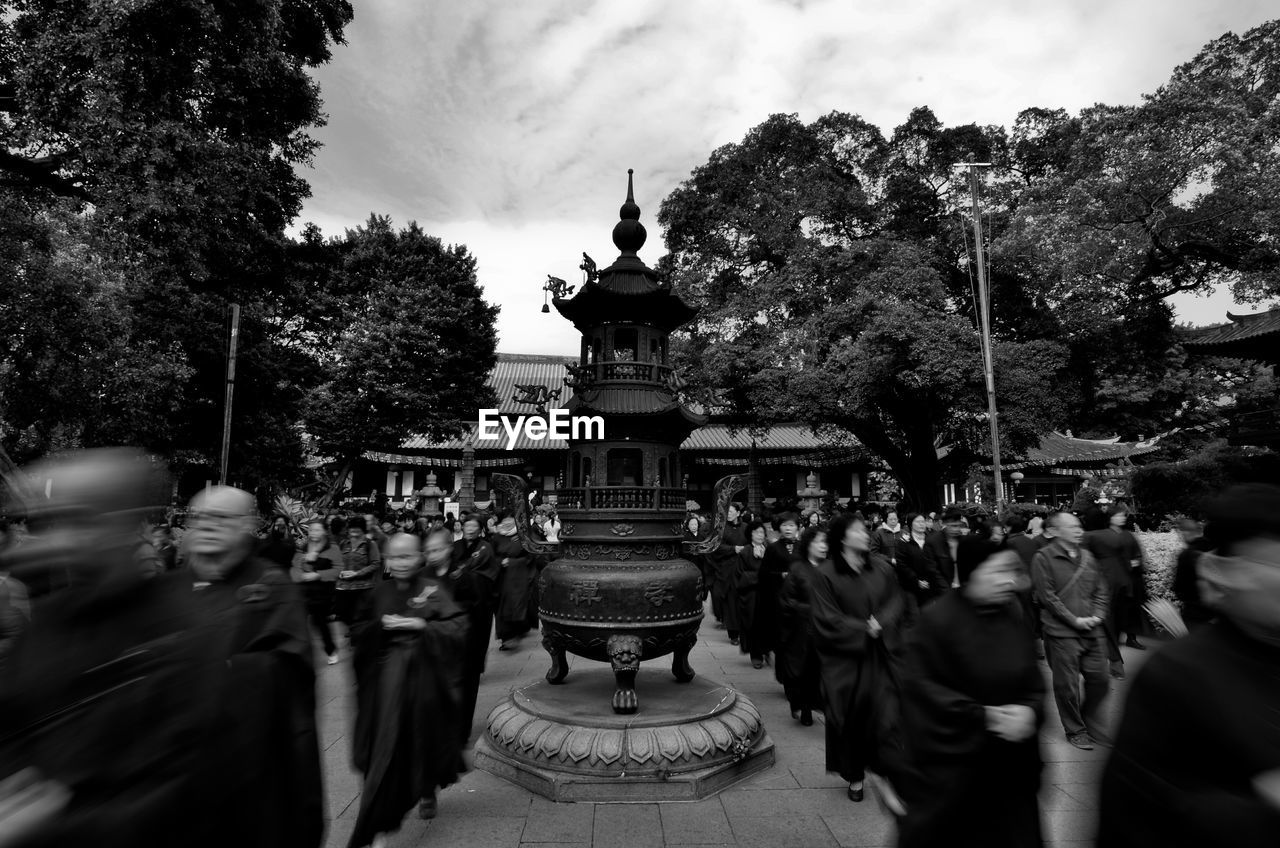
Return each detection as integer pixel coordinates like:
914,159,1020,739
473,667,775,802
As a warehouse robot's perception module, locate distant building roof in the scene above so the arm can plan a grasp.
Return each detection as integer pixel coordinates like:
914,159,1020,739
1184,306,1280,361
999,431,1160,471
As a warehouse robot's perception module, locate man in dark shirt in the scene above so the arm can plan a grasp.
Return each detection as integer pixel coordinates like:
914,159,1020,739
1098,484,1280,847
923,509,966,589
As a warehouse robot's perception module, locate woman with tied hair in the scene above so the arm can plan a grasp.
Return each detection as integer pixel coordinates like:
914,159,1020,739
808,512,906,804
776,525,827,726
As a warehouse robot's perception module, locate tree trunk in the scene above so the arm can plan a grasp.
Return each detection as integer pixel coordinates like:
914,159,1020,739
313,455,355,513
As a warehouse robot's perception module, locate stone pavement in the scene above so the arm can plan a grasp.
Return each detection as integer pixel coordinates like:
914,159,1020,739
316,604,1150,848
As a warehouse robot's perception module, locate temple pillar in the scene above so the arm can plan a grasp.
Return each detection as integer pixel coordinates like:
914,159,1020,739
746,440,763,517
459,446,476,512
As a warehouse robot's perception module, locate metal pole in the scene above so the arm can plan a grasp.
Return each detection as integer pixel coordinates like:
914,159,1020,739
967,165,1004,512
220,303,241,484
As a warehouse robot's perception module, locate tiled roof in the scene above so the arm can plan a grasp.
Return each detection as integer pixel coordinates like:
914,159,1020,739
1000,431,1159,471
682,424,846,451
488,353,573,414
1184,307,1280,354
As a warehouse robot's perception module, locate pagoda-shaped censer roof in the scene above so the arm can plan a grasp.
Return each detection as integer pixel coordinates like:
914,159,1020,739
553,170,698,332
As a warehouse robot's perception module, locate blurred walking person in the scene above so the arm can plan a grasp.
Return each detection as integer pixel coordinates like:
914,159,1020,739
0,450,207,847
183,485,324,848
449,516,499,744
1097,483,1280,847
897,550,1045,847
291,518,343,664
347,534,468,848
809,512,905,803
335,516,382,633
707,503,747,638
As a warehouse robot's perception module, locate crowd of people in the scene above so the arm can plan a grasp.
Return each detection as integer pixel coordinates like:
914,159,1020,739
1,449,1278,847
686,494,1280,846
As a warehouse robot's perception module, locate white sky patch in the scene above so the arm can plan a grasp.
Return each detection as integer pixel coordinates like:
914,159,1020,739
296,0,1278,353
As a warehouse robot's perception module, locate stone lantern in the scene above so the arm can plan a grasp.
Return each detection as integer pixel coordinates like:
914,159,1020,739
475,171,773,802
416,469,445,515
797,470,827,514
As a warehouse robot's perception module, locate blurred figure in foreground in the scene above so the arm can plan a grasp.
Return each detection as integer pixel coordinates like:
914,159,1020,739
183,485,324,848
347,533,468,848
291,518,343,664
1097,484,1280,847
897,550,1045,847
0,449,207,847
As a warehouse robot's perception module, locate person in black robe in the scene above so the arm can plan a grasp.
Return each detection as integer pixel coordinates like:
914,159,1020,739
733,520,767,664
809,512,906,803
1097,484,1280,848
447,516,499,745
706,503,746,634
489,511,534,651
754,512,798,669
1085,506,1146,679
897,549,1045,848
776,525,826,725
347,534,468,848
1170,517,1214,631
183,485,324,848
0,451,214,848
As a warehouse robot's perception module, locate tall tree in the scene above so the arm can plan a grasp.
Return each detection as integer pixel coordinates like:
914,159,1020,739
660,112,1069,510
303,217,500,503
0,0,353,490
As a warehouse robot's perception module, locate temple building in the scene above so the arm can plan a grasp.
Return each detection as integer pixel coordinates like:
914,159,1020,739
348,351,872,513
1184,305,1280,449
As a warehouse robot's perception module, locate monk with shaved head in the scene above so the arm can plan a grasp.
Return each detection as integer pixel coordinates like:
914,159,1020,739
347,532,468,848
184,484,324,848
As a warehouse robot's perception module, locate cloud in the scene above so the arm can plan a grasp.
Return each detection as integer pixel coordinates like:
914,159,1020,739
297,0,1279,352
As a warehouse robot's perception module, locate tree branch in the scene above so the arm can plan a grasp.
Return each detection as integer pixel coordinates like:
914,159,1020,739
0,149,92,201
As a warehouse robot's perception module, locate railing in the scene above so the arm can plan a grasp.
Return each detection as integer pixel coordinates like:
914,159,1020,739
1228,407,1280,447
592,360,673,384
553,486,689,510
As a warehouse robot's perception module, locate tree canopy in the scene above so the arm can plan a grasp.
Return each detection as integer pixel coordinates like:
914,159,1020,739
659,19,1280,508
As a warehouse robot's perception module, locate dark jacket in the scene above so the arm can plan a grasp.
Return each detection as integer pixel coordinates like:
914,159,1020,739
338,536,382,592
922,532,959,588
1031,540,1109,639
1098,620,1280,848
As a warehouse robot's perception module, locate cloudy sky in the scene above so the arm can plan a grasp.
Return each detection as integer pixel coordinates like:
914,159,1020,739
296,0,1277,355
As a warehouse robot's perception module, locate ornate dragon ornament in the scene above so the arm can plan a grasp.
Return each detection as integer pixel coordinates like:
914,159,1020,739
682,474,746,556
512,384,562,417
489,472,560,555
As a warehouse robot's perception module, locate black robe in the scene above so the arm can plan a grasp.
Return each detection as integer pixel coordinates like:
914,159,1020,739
490,532,534,641
734,544,765,654
1098,620,1280,848
775,558,822,712
445,540,498,745
347,574,469,848
0,557,213,848
753,538,794,656
707,522,746,626
897,592,1045,848
808,551,906,783
185,554,325,848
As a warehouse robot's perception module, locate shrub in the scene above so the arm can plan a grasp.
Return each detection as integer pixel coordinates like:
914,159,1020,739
1135,531,1183,605
1131,446,1280,519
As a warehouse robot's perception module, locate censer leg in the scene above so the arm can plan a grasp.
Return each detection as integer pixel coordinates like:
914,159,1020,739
671,635,696,683
607,634,642,714
543,634,569,685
